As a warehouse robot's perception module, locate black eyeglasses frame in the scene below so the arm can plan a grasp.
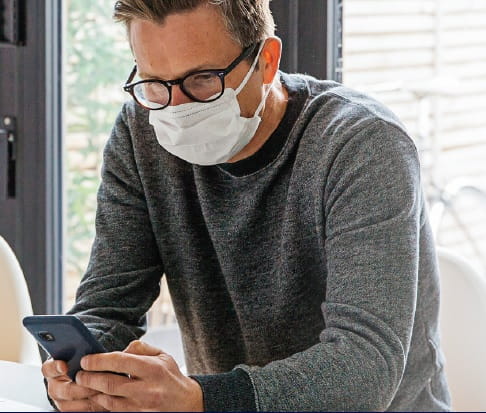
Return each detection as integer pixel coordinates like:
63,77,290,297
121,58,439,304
123,43,259,110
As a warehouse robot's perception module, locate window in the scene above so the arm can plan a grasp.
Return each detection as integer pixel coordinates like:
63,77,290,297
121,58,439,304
343,0,486,273
64,0,177,327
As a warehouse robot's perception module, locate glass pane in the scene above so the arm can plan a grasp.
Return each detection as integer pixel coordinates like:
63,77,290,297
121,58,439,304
343,0,486,274
63,0,177,328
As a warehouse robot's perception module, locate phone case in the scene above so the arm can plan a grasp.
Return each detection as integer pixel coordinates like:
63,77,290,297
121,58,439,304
23,315,107,380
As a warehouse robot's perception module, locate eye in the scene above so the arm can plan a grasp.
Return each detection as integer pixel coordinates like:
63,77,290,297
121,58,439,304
183,72,223,101
133,82,169,109
192,73,216,82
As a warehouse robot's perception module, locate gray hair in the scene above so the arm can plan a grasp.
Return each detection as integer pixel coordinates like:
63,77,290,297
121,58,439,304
113,0,275,49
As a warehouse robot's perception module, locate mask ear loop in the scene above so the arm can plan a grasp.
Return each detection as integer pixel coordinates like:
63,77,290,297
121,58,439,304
253,76,273,118
235,41,266,95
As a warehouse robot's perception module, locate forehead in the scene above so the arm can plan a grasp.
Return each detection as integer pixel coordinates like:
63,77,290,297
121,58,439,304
129,5,240,79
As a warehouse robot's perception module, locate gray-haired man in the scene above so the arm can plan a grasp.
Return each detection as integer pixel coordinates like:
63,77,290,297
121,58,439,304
42,0,451,411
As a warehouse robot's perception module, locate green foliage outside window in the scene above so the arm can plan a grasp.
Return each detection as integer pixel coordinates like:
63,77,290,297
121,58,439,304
65,0,131,300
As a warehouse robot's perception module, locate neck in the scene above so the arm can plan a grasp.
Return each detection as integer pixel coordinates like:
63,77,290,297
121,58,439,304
227,78,289,163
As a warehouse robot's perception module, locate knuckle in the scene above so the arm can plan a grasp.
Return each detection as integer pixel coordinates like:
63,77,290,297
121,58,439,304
54,382,76,402
78,372,91,388
158,352,173,363
102,394,116,411
158,353,176,369
106,352,123,370
81,386,96,399
41,360,55,377
118,352,133,373
88,398,99,413
106,377,117,395
69,383,84,401
132,340,144,350
47,380,62,400
114,352,125,368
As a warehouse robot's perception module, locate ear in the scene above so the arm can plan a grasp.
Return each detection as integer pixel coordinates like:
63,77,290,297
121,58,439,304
260,36,282,85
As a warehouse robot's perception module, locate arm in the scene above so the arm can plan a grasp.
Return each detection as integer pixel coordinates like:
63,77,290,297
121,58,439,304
67,104,164,351
193,119,423,411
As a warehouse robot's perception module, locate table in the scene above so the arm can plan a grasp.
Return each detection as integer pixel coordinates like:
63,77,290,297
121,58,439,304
0,360,53,411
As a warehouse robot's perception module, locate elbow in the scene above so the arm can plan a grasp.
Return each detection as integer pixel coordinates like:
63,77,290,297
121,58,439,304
359,354,405,411
341,341,406,411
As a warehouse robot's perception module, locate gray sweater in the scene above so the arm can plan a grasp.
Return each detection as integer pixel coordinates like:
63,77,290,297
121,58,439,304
68,73,451,411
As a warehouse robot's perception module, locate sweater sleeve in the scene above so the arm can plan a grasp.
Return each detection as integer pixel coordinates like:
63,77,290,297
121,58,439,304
192,119,424,411
66,105,164,352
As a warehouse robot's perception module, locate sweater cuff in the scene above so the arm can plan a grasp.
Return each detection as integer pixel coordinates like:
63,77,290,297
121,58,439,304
190,368,257,412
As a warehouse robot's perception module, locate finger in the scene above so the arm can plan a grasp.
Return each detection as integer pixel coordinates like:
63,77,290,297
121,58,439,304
91,393,136,413
42,359,69,379
47,378,100,401
55,398,108,412
81,351,152,377
123,340,163,356
75,371,133,397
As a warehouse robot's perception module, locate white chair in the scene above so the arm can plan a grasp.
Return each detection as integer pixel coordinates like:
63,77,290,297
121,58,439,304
437,247,486,412
0,236,41,365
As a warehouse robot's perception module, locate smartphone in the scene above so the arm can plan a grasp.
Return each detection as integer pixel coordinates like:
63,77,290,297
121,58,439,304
23,315,107,380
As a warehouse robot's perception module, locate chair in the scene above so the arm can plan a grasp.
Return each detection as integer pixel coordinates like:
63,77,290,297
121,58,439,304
437,247,486,411
0,236,41,365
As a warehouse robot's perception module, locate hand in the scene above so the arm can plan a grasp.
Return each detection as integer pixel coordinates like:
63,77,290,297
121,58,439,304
41,358,107,412
75,340,204,412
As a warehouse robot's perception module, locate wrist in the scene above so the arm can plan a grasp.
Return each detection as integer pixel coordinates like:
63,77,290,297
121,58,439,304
187,376,204,412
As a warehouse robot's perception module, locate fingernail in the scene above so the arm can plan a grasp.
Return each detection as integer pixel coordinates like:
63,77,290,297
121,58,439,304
56,362,63,374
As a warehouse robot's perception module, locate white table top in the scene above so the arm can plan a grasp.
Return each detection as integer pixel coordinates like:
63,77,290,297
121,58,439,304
0,360,53,411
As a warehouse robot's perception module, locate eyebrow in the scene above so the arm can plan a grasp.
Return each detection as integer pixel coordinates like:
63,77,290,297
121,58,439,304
138,62,221,81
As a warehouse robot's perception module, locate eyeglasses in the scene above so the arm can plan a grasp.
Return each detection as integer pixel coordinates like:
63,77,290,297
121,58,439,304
123,43,258,110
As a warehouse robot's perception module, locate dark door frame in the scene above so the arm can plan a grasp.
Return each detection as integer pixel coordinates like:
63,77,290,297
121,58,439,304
0,0,63,315
271,0,343,82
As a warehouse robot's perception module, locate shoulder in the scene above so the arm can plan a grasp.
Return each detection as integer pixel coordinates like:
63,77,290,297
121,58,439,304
286,73,417,158
293,73,407,132
116,99,152,137
109,99,189,175
109,99,161,155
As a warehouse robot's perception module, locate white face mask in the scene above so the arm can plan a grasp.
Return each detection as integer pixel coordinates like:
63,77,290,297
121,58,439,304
149,42,271,166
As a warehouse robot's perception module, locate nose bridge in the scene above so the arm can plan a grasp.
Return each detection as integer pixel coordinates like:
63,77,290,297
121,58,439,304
170,84,192,106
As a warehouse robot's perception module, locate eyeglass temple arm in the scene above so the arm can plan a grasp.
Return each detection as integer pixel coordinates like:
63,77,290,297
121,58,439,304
124,65,138,89
223,43,259,75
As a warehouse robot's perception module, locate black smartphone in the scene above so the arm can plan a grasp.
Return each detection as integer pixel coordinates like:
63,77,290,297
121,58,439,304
23,315,107,380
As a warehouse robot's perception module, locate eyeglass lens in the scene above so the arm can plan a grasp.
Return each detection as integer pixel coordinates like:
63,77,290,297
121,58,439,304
134,72,224,109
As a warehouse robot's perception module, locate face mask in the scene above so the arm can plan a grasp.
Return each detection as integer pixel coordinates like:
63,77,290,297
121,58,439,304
149,42,271,166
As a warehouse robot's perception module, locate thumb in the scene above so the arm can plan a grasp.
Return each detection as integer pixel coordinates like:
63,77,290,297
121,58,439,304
123,340,164,356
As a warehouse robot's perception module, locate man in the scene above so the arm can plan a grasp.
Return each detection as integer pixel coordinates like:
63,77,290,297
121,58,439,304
42,0,452,411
